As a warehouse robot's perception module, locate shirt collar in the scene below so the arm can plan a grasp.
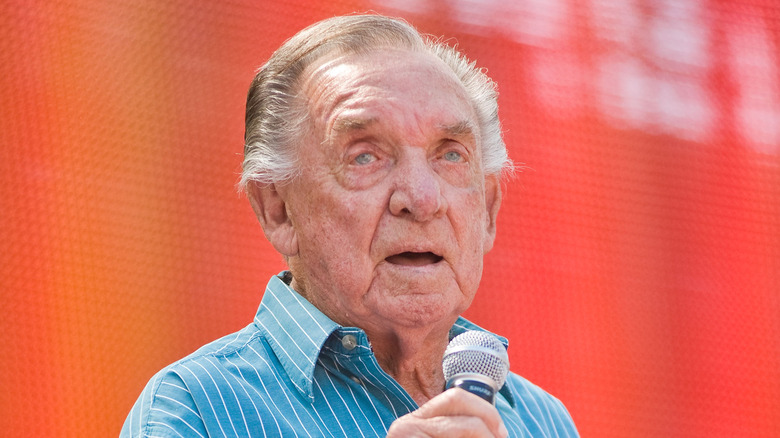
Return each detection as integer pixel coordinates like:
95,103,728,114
255,271,516,407
253,272,339,402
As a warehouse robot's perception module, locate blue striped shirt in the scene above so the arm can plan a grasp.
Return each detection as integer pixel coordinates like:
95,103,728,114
121,272,579,437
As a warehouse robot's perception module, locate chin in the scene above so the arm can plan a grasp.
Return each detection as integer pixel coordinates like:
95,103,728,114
379,293,464,328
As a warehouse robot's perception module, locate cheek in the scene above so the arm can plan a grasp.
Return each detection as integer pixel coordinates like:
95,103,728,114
297,190,382,259
451,190,491,264
455,189,488,232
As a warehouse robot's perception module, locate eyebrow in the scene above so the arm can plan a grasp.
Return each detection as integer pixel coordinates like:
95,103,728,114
441,120,477,139
330,117,477,140
332,117,377,133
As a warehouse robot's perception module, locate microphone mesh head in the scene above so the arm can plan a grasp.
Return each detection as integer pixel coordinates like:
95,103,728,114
443,331,510,389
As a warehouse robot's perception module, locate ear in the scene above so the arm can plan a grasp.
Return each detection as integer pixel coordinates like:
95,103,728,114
247,181,298,257
482,174,502,253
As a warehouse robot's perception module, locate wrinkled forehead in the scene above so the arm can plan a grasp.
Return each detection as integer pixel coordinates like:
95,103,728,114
300,49,478,146
301,47,463,98
301,48,473,118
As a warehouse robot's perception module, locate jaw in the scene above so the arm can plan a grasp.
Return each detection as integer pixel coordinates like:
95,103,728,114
367,257,471,319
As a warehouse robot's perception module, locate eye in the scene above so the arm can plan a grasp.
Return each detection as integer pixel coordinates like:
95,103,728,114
354,152,377,165
443,150,464,163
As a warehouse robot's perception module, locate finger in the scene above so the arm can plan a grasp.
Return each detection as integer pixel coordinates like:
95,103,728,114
409,388,507,437
388,414,496,438
413,388,495,418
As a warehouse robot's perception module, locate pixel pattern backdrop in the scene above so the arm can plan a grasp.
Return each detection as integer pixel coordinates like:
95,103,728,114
1,0,778,436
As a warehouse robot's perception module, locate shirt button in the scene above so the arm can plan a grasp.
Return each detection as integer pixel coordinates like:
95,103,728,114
341,334,358,350
351,376,361,385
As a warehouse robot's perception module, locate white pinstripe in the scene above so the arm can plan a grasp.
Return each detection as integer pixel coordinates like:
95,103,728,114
179,362,232,437
223,354,274,437
155,394,201,419
251,342,314,435
147,420,189,438
234,349,281,436
311,372,351,437
353,355,411,418
120,273,579,437
330,354,387,435
202,356,253,436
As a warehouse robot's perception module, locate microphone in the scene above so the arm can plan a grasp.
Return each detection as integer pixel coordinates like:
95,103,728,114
442,330,510,405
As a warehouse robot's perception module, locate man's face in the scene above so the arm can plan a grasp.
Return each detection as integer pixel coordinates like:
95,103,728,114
272,48,501,333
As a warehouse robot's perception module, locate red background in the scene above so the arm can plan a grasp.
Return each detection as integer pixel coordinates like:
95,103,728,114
1,0,778,436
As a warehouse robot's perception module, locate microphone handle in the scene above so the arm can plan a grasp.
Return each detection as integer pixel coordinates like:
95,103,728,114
445,373,498,404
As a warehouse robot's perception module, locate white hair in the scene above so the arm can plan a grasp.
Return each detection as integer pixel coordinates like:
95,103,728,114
239,14,512,191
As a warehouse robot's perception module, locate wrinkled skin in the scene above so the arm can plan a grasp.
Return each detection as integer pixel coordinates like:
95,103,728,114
249,47,504,437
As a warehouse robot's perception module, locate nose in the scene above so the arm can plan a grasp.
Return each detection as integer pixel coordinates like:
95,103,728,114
388,154,447,221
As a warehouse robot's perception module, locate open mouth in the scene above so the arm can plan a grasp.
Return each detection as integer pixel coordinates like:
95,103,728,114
385,251,443,267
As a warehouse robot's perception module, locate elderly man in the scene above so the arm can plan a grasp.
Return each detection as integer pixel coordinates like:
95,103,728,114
122,14,578,437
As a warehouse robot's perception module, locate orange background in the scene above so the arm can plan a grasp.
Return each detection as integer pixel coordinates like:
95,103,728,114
1,0,779,436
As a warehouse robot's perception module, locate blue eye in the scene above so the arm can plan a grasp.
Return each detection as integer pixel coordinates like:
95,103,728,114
443,150,463,162
354,152,376,165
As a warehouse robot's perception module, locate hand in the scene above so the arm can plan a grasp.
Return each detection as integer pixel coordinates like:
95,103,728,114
387,388,509,437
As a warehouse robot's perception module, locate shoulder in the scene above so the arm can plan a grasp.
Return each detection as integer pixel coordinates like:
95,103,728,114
505,372,566,410
154,321,284,397
121,324,276,437
501,372,579,437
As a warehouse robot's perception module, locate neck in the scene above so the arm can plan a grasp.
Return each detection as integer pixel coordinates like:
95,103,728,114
286,274,457,404
366,325,452,405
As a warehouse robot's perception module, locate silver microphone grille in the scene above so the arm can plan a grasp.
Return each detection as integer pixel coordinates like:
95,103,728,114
442,331,510,389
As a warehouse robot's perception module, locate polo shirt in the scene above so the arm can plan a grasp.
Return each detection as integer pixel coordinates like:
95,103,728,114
121,272,579,437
